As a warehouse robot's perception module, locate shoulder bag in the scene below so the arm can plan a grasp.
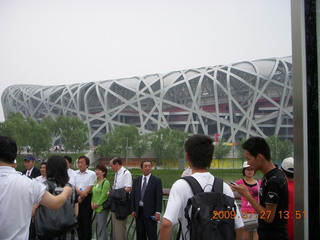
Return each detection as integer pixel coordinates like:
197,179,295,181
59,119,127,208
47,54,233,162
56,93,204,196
101,179,112,210
35,180,78,239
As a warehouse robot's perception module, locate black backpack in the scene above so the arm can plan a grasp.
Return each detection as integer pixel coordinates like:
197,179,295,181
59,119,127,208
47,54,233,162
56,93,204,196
178,176,236,240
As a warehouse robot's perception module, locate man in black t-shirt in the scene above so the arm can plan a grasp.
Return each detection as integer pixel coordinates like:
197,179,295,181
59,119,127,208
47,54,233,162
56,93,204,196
259,167,288,239
231,137,288,240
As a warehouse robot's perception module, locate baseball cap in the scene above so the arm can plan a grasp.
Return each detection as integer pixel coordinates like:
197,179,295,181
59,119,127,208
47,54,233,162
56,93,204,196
24,155,36,161
281,157,294,173
243,161,250,168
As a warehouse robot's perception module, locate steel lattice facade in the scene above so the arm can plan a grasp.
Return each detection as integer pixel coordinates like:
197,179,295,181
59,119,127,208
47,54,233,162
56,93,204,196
1,57,293,146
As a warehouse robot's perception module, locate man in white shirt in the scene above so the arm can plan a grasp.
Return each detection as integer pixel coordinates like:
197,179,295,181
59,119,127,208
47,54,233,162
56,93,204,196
109,157,132,240
0,136,72,240
70,156,96,240
160,134,244,240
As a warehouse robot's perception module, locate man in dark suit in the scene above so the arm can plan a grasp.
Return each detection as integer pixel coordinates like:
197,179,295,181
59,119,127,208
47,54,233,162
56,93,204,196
131,160,163,240
22,155,41,179
22,154,41,240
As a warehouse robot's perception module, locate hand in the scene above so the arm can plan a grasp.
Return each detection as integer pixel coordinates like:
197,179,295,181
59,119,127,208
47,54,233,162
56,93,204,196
78,196,83,203
91,203,98,210
124,187,131,193
155,212,161,222
132,212,137,218
79,192,87,199
229,184,250,198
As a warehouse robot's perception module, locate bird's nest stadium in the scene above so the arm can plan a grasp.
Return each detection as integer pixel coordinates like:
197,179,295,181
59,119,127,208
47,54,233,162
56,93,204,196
1,56,293,146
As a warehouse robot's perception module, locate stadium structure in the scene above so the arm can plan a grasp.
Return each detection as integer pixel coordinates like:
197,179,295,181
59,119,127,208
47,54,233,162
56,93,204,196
1,56,293,146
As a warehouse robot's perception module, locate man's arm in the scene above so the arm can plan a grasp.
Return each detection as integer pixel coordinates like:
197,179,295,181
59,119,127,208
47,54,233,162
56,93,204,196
235,227,244,240
231,184,277,223
79,185,93,199
160,218,172,240
124,170,132,192
40,186,72,210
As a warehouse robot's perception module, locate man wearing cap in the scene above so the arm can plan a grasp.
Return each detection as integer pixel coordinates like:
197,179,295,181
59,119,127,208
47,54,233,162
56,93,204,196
22,156,41,239
281,157,294,240
22,155,41,179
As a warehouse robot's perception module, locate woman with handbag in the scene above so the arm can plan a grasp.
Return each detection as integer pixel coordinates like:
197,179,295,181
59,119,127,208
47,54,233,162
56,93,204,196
91,164,111,240
235,161,261,240
35,155,79,240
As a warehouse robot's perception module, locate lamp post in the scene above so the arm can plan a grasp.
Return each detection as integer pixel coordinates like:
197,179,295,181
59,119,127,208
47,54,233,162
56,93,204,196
126,136,129,167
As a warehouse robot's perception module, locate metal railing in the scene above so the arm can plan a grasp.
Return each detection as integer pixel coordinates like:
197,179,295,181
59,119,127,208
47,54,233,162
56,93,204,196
91,189,241,240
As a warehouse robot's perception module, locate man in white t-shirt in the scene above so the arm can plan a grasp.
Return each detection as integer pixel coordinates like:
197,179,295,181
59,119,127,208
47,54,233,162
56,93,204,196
160,134,244,240
0,136,72,240
109,157,132,240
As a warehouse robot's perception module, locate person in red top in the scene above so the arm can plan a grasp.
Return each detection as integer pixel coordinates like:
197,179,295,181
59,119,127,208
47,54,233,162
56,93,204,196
281,157,294,240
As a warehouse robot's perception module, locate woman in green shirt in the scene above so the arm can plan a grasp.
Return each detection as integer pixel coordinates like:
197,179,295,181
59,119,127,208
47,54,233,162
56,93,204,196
91,164,111,240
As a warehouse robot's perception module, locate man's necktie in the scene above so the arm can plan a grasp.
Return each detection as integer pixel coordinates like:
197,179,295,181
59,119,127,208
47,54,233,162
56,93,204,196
141,176,147,201
114,173,118,189
27,170,30,177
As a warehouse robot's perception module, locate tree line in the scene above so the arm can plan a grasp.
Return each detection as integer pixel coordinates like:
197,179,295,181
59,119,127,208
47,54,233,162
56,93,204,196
0,113,88,157
0,113,293,166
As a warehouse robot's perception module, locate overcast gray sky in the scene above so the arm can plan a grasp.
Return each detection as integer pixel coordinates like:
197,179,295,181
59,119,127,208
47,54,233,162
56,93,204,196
0,0,292,122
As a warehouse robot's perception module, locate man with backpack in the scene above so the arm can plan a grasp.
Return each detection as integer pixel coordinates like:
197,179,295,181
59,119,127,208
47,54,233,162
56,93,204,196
160,134,244,240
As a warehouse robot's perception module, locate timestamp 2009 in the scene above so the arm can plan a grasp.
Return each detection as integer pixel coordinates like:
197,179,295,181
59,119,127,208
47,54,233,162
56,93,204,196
211,210,306,220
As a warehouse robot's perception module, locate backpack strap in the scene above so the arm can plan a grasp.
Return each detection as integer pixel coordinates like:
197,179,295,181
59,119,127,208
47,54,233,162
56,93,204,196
178,176,204,240
45,180,56,194
212,177,223,193
181,176,204,195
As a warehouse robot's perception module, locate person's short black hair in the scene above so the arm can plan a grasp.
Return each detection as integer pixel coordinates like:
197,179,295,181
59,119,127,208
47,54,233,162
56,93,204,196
0,136,17,164
242,167,256,176
282,169,294,179
95,164,108,178
40,162,47,167
78,156,90,166
184,134,214,169
242,137,271,160
46,155,69,186
140,160,152,169
112,157,122,166
64,155,72,164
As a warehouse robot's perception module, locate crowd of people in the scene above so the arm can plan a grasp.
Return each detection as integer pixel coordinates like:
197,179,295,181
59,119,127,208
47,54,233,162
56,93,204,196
0,134,294,240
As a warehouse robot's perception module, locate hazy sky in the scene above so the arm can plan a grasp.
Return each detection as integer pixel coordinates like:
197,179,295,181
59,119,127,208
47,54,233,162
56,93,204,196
0,0,292,122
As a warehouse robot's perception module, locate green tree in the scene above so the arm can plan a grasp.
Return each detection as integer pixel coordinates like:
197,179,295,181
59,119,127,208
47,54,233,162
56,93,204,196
163,129,188,168
113,125,139,165
150,128,187,168
28,121,51,157
132,133,150,160
0,121,11,136
278,139,293,161
5,112,31,153
40,116,60,142
56,116,89,153
150,128,171,166
267,136,293,165
65,128,88,153
214,139,231,169
235,138,247,161
94,130,122,159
